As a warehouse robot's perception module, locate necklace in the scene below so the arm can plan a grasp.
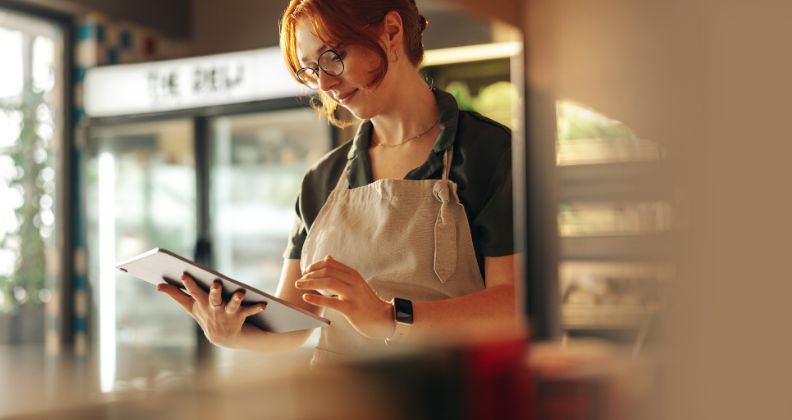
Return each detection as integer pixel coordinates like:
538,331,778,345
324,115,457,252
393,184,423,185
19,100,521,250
374,119,440,148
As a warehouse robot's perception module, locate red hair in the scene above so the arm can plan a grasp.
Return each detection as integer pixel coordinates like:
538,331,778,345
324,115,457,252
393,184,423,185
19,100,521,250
280,0,428,127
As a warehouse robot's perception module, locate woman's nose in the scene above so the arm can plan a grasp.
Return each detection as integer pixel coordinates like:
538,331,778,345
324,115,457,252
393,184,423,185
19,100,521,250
317,70,339,92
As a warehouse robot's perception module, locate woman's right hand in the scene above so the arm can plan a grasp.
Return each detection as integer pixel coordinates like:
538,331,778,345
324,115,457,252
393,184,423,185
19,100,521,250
156,272,267,348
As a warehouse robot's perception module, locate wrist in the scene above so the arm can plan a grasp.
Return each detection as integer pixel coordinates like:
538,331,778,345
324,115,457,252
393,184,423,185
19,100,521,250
223,324,255,349
385,297,414,345
382,300,397,340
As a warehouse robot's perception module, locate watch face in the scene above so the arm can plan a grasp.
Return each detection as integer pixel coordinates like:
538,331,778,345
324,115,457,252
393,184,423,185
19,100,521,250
394,297,414,324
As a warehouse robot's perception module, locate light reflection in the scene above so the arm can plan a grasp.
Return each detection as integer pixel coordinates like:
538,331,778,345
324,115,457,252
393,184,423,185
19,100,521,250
556,100,664,165
0,249,15,276
98,151,117,392
0,28,23,98
0,110,23,148
32,35,55,93
38,288,51,303
39,194,53,209
34,147,47,163
40,167,54,182
40,209,54,226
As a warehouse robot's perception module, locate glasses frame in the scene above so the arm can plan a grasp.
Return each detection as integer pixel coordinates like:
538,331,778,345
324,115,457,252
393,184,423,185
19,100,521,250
295,49,345,89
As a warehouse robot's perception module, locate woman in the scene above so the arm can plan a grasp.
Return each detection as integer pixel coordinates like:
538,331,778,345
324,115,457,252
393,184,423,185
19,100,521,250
158,0,518,366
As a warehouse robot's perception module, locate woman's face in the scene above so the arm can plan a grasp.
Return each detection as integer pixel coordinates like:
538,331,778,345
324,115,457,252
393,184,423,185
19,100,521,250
295,17,392,120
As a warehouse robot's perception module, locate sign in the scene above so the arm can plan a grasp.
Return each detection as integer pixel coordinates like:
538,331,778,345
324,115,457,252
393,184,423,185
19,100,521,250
84,47,308,117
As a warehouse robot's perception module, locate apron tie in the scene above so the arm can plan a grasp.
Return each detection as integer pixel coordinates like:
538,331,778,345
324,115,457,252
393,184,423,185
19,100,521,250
433,180,457,283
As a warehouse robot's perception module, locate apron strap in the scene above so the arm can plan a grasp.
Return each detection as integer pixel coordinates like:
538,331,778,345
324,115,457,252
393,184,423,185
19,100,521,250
333,161,352,191
441,146,453,181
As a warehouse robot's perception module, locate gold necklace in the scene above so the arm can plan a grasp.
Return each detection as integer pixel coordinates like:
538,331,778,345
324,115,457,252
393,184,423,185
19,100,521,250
374,119,439,148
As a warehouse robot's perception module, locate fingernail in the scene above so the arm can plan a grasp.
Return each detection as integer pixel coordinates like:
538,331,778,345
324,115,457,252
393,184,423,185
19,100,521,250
303,294,313,301
295,280,305,287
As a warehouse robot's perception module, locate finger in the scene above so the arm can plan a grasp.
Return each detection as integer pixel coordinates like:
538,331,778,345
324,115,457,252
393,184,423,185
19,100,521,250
181,272,208,305
295,277,352,296
209,280,223,309
302,293,347,312
302,267,354,286
225,290,245,314
157,283,195,313
238,302,268,318
322,255,355,272
303,257,354,276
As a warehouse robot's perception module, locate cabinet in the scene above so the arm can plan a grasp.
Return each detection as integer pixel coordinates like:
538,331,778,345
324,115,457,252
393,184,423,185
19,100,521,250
556,101,672,341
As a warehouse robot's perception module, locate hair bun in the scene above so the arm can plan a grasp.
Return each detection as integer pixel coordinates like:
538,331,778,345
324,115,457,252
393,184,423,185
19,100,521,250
418,15,428,32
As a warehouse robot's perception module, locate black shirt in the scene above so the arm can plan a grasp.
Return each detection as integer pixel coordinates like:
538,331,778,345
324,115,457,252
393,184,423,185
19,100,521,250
284,88,515,278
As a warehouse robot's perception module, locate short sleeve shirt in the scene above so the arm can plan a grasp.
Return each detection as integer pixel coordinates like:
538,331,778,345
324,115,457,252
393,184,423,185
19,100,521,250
284,88,515,278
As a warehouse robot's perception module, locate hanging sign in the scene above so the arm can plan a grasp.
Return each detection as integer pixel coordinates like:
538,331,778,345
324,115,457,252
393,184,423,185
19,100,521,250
84,47,307,117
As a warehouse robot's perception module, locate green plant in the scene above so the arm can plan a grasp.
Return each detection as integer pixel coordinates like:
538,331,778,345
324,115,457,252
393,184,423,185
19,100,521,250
0,88,50,313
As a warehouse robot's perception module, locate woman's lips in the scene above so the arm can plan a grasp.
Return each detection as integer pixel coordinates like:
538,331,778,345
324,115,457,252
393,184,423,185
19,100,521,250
337,89,357,104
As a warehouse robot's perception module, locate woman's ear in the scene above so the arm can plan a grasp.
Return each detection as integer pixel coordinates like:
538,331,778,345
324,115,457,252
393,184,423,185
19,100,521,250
381,10,404,53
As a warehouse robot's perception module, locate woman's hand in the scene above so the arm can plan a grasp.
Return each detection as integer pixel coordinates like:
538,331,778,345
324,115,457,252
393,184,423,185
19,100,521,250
296,256,395,340
156,273,267,348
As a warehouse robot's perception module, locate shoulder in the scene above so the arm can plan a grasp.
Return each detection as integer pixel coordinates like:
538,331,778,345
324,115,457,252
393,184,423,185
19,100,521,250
296,139,351,226
456,110,512,155
459,110,512,138
453,111,512,171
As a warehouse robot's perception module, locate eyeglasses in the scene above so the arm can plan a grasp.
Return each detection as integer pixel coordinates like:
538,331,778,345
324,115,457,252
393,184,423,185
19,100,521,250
295,49,345,89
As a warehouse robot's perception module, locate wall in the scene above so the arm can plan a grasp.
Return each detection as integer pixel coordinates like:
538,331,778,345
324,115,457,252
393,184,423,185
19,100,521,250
9,0,192,38
190,0,497,55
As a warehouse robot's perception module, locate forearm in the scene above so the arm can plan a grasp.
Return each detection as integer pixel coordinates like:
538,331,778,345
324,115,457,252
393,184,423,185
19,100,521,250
408,284,518,343
225,324,313,352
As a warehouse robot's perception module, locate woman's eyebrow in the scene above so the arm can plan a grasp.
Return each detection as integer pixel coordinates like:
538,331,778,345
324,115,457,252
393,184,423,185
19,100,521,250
299,45,330,65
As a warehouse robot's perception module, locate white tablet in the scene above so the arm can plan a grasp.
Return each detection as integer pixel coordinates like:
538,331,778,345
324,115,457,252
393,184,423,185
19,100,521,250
116,248,330,333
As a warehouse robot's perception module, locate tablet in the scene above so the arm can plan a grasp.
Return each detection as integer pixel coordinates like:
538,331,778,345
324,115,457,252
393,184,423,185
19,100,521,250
116,248,330,333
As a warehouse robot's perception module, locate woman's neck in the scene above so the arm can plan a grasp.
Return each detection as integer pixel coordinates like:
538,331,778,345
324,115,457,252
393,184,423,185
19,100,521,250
370,73,439,147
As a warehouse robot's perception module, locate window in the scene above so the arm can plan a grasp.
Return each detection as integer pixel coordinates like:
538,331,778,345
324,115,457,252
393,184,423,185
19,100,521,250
0,7,65,347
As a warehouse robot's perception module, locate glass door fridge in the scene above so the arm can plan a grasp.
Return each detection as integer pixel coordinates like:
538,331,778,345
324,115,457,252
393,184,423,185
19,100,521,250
84,104,334,390
85,119,198,391
81,45,334,390
208,107,333,368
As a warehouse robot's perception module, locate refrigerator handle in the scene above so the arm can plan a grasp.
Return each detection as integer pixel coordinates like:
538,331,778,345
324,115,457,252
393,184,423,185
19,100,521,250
193,236,213,267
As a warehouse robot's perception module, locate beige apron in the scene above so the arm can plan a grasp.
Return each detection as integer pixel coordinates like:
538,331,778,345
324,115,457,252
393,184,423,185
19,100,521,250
300,146,485,366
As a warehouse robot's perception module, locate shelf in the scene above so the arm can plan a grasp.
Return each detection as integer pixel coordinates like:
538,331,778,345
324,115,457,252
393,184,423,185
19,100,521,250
558,161,673,202
562,304,657,330
561,232,675,261
422,42,521,66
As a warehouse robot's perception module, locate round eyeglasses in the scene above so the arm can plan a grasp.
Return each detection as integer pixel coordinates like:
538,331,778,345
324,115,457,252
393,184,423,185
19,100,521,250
295,49,345,89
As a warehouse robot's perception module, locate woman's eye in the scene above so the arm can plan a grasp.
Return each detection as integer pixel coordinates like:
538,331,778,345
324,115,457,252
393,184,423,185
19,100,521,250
334,51,346,61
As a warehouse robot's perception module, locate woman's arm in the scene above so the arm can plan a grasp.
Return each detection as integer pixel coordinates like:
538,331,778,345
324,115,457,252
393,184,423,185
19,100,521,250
295,254,520,343
408,254,518,342
157,258,321,352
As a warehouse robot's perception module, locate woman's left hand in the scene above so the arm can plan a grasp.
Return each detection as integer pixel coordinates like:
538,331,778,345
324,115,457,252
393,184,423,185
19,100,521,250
295,256,395,340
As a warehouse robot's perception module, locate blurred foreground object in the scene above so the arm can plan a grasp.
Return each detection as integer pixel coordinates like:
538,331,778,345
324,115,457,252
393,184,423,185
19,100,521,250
9,335,658,420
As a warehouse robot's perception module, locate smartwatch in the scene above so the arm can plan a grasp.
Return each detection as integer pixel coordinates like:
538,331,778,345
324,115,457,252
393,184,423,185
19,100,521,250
385,297,413,345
